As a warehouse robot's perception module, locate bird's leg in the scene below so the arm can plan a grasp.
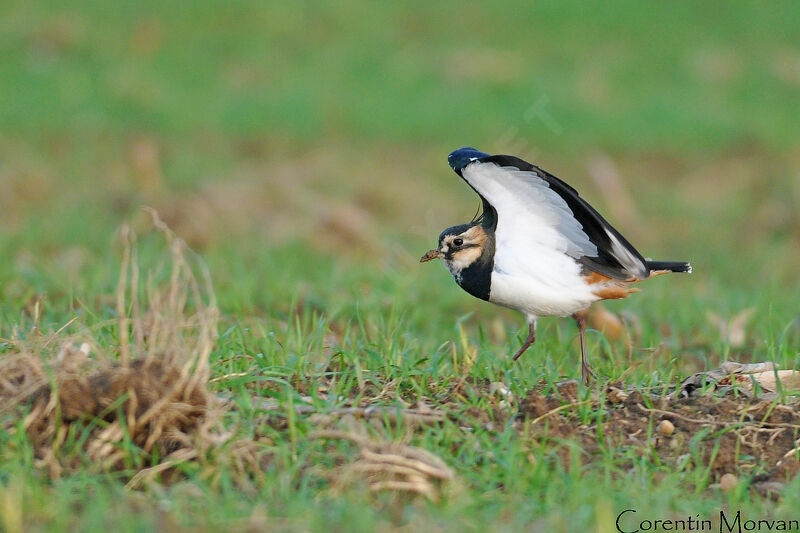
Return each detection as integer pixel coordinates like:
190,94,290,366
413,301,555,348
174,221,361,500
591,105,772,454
512,321,536,361
573,309,595,384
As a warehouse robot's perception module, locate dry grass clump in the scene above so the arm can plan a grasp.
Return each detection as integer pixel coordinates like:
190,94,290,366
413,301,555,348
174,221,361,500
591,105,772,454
313,429,455,502
0,210,241,481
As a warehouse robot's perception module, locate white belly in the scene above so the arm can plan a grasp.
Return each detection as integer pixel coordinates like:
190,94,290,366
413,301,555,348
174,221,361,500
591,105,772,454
488,254,600,318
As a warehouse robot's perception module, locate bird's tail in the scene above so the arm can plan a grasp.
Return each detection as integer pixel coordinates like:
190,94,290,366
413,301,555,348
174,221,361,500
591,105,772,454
647,260,692,274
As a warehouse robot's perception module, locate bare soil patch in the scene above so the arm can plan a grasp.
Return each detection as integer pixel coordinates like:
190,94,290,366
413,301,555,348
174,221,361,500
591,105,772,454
517,382,800,495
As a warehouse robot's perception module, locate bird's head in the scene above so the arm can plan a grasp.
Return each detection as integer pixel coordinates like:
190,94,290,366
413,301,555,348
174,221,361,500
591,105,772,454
447,147,489,175
420,223,490,276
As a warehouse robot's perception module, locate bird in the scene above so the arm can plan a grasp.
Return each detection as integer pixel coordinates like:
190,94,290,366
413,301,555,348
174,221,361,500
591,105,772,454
420,148,691,384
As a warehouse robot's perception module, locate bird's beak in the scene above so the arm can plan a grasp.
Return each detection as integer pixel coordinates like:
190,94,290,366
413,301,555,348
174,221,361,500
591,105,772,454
420,249,444,263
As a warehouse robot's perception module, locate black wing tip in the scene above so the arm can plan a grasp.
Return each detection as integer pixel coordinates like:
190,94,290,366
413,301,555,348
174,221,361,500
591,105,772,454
448,147,490,173
647,261,692,274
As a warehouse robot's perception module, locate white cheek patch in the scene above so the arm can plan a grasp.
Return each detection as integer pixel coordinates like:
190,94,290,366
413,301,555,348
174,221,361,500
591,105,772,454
447,247,482,275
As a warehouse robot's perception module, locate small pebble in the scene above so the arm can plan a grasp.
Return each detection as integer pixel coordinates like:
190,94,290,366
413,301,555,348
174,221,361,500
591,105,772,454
720,473,738,493
606,387,628,403
658,419,675,436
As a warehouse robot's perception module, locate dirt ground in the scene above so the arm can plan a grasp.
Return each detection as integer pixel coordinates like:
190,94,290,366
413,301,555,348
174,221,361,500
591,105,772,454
514,380,800,497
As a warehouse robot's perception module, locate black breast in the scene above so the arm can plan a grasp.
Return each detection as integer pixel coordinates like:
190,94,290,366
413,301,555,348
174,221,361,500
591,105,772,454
454,231,495,301
456,260,493,301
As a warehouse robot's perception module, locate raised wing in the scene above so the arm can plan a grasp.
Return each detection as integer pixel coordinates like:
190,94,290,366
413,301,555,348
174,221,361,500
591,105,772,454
451,149,649,280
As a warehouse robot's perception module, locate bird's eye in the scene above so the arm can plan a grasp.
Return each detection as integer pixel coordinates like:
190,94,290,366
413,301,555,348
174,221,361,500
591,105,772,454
453,238,463,247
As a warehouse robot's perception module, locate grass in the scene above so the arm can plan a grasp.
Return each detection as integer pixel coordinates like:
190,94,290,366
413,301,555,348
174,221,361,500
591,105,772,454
2,0,800,531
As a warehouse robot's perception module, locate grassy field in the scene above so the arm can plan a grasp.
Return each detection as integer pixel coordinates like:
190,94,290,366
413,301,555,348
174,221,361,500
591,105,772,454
2,1,800,531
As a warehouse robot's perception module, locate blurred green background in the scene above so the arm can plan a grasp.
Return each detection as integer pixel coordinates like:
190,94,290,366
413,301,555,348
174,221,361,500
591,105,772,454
2,0,799,338
1,1,800,530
